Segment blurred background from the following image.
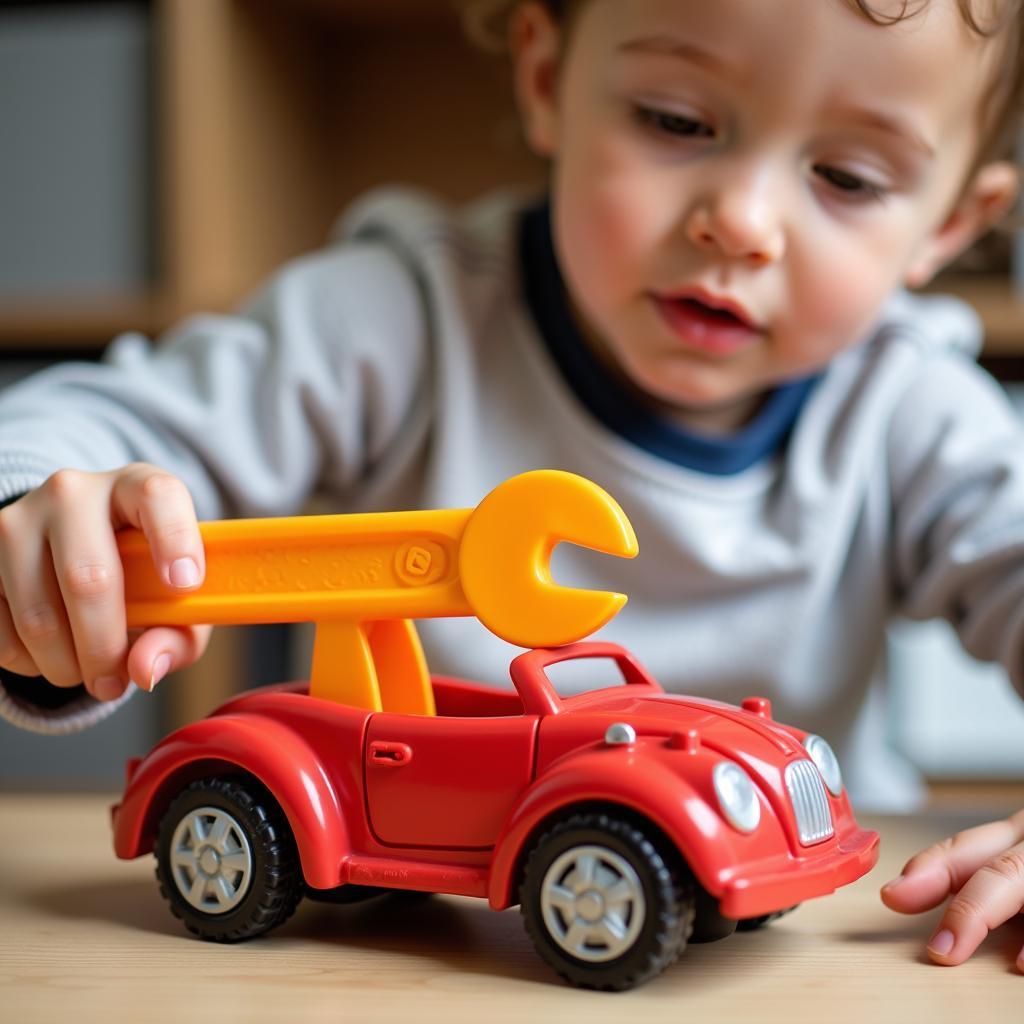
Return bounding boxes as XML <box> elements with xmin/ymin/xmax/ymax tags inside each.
<box><xmin>0</xmin><ymin>0</ymin><xmax>1023</xmax><ymax>798</ymax></box>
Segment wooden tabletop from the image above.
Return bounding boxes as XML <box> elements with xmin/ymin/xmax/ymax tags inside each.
<box><xmin>2</xmin><ymin>792</ymin><xmax>1022</xmax><ymax>1023</ymax></box>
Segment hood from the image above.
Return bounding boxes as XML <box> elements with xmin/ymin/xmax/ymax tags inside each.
<box><xmin>561</xmin><ymin>687</ymin><xmax>805</xmax><ymax>765</ymax></box>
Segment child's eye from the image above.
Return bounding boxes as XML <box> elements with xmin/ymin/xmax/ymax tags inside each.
<box><xmin>633</xmin><ymin>105</ymin><xmax>714</xmax><ymax>140</ymax></box>
<box><xmin>814</xmin><ymin>164</ymin><xmax>887</xmax><ymax>202</ymax></box>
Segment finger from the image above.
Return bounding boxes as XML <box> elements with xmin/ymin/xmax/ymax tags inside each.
<box><xmin>110</xmin><ymin>465</ymin><xmax>205</xmax><ymax>591</ymax></box>
<box><xmin>0</xmin><ymin>593</ymin><xmax>41</xmax><ymax>677</ymax></box>
<box><xmin>0</xmin><ymin>502</ymin><xmax>81</xmax><ymax>688</ymax></box>
<box><xmin>48</xmin><ymin>491</ymin><xmax>131</xmax><ymax>701</ymax></box>
<box><xmin>924</xmin><ymin>839</ymin><xmax>1024</xmax><ymax>966</ymax></box>
<box><xmin>881</xmin><ymin>815</ymin><xmax>1024</xmax><ymax>914</ymax></box>
<box><xmin>127</xmin><ymin>624</ymin><xmax>213</xmax><ymax>692</ymax></box>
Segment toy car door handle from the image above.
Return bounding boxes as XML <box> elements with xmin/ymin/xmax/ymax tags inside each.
<box><xmin>368</xmin><ymin>741</ymin><xmax>413</xmax><ymax>766</ymax></box>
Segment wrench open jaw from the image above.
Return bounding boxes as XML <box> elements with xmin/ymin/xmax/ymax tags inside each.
<box><xmin>459</xmin><ymin>470</ymin><xmax>638</xmax><ymax>649</ymax></box>
<box><xmin>119</xmin><ymin>470</ymin><xmax>638</xmax><ymax>712</ymax></box>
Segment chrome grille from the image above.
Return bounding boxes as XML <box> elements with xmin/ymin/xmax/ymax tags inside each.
<box><xmin>785</xmin><ymin>760</ymin><xmax>834</xmax><ymax>845</ymax></box>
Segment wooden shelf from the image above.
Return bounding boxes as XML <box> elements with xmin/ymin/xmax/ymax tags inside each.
<box><xmin>0</xmin><ymin>293</ymin><xmax>169</xmax><ymax>349</ymax></box>
<box><xmin>0</xmin><ymin>0</ymin><xmax>540</xmax><ymax>354</ymax></box>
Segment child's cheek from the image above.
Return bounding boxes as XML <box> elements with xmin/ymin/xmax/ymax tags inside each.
<box><xmin>557</xmin><ymin>124</ymin><xmax>670</xmax><ymax>292</ymax></box>
<box><xmin>558</xmin><ymin>190</ymin><xmax>633</xmax><ymax>315</ymax></box>
<box><xmin>559</xmin><ymin>172</ymin><xmax>664</xmax><ymax>307</ymax></box>
<box><xmin>786</xmin><ymin>248</ymin><xmax>895</xmax><ymax>365</ymax></box>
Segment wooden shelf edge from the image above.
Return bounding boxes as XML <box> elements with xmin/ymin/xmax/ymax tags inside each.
<box><xmin>0</xmin><ymin>293</ymin><xmax>171</xmax><ymax>349</ymax></box>
<box><xmin>0</xmin><ymin>284</ymin><xmax>244</xmax><ymax>351</ymax></box>
<box><xmin>3</xmin><ymin>275</ymin><xmax>1022</xmax><ymax>355</ymax></box>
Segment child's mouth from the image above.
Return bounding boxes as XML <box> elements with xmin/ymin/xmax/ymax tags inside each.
<box><xmin>679</xmin><ymin>298</ymin><xmax>746</xmax><ymax>326</ymax></box>
<box><xmin>651</xmin><ymin>294</ymin><xmax>761</xmax><ymax>355</ymax></box>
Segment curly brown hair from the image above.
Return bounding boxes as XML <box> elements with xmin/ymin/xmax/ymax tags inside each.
<box><xmin>460</xmin><ymin>0</ymin><xmax>1023</xmax><ymax>164</ymax></box>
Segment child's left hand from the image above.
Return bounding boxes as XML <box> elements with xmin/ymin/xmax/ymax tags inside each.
<box><xmin>880</xmin><ymin>808</ymin><xmax>1024</xmax><ymax>971</ymax></box>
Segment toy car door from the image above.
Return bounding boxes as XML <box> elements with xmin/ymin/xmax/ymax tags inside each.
<box><xmin>364</xmin><ymin>712</ymin><xmax>538</xmax><ymax>847</ymax></box>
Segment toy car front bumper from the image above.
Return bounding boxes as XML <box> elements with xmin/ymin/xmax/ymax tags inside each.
<box><xmin>718</xmin><ymin>827</ymin><xmax>880</xmax><ymax>919</ymax></box>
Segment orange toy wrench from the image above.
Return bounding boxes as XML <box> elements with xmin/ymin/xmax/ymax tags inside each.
<box><xmin>118</xmin><ymin>470</ymin><xmax>639</xmax><ymax>711</ymax></box>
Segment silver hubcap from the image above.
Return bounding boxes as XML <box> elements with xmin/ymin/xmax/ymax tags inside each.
<box><xmin>540</xmin><ymin>844</ymin><xmax>646</xmax><ymax>962</ymax></box>
<box><xmin>169</xmin><ymin>805</ymin><xmax>254</xmax><ymax>914</ymax></box>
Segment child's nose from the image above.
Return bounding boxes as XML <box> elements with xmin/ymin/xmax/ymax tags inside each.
<box><xmin>684</xmin><ymin>177</ymin><xmax>785</xmax><ymax>267</ymax></box>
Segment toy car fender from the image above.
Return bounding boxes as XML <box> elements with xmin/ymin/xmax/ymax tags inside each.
<box><xmin>112</xmin><ymin>714</ymin><xmax>349</xmax><ymax>889</ymax></box>
<box><xmin>487</xmin><ymin>739</ymin><xmax>773</xmax><ymax>910</ymax></box>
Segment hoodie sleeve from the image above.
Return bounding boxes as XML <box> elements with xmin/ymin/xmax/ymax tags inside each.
<box><xmin>887</xmin><ymin>340</ymin><xmax>1024</xmax><ymax>699</ymax></box>
<box><xmin>0</xmin><ymin>238</ymin><xmax>431</xmax><ymax>732</ymax></box>
<box><xmin>0</xmin><ymin>239</ymin><xmax>430</xmax><ymax>516</ymax></box>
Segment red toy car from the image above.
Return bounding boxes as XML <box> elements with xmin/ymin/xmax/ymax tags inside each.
<box><xmin>112</xmin><ymin>640</ymin><xmax>879</xmax><ymax>990</ymax></box>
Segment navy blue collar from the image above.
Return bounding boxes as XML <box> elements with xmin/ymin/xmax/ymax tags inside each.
<box><xmin>518</xmin><ymin>201</ymin><xmax>818</xmax><ymax>475</ymax></box>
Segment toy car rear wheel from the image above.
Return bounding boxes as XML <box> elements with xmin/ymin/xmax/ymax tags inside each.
<box><xmin>155</xmin><ymin>776</ymin><xmax>302</xmax><ymax>942</ymax></box>
<box><xmin>520</xmin><ymin>811</ymin><xmax>694</xmax><ymax>990</ymax></box>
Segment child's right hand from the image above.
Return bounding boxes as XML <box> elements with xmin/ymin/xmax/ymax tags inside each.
<box><xmin>0</xmin><ymin>463</ymin><xmax>211</xmax><ymax>702</ymax></box>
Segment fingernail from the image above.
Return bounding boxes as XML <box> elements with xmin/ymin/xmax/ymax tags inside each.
<box><xmin>149</xmin><ymin>652</ymin><xmax>172</xmax><ymax>691</ymax></box>
<box><xmin>92</xmin><ymin>676</ymin><xmax>124</xmax><ymax>701</ymax></box>
<box><xmin>881</xmin><ymin>875</ymin><xmax>905</xmax><ymax>892</ymax></box>
<box><xmin>168</xmin><ymin>557</ymin><xmax>200</xmax><ymax>588</ymax></box>
<box><xmin>928</xmin><ymin>929</ymin><xmax>955</xmax><ymax>957</ymax></box>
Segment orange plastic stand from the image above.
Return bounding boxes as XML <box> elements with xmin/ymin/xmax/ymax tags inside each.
<box><xmin>118</xmin><ymin>470</ymin><xmax>638</xmax><ymax>712</ymax></box>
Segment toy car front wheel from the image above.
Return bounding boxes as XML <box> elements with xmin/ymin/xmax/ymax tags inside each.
<box><xmin>520</xmin><ymin>811</ymin><xmax>694</xmax><ymax>990</ymax></box>
<box><xmin>155</xmin><ymin>776</ymin><xmax>302</xmax><ymax>942</ymax></box>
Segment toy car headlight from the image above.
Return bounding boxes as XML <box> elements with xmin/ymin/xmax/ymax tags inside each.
<box><xmin>712</xmin><ymin>761</ymin><xmax>761</xmax><ymax>833</ymax></box>
<box><xmin>804</xmin><ymin>734</ymin><xmax>843</xmax><ymax>796</ymax></box>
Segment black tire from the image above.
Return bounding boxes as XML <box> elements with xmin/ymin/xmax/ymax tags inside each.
<box><xmin>155</xmin><ymin>776</ymin><xmax>303</xmax><ymax>942</ymax></box>
<box><xmin>519</xmin><ymin>811</ymin><xmax>694</xmax><ymax>991</ymax></box>
<box><xmin>689</xmin><ymin>881</ymin><xmax>738</xmax><ymax>943</ymax></box>
<box><xmin>304</xmin><ymin>883</ymin><xmax>389</xmax><ymax>905</ymax></box>
<box><xmin>304</xmin><ymin>883</ymin><xmax>434</xmax><ymax>905</ymax></box>
<box><xmin>736</xmin><ymin>905</ymin><xmax>799</xmax><ymax>931</ymax></box>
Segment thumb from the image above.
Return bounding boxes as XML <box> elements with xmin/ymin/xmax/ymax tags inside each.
<box><xmin>127</xmin><ymin>625</ymin><xmax>213</xmax><ymax>692</ymax></box>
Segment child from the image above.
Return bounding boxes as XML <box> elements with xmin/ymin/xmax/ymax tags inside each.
<box><xmin>0</xmin><ymin>0</ymin><xmax>1022</xmax><ymax>970</ymax></box>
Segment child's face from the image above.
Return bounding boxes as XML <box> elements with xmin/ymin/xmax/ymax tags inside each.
<box><xmin>514</xmin><ymin>0</ymin><xmax>1017</xmax><ymax>431</ymax></box>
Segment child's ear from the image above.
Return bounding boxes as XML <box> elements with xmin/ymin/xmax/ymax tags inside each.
<box><xmin>511</xmin><ymin>1</ymin><xmax>563</xmax><ymax>157</ymax></box>
<box><xmin>903</xmin><ymin>160</ymin><xmax>1019</xmax><ymax>288</ymax></box>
